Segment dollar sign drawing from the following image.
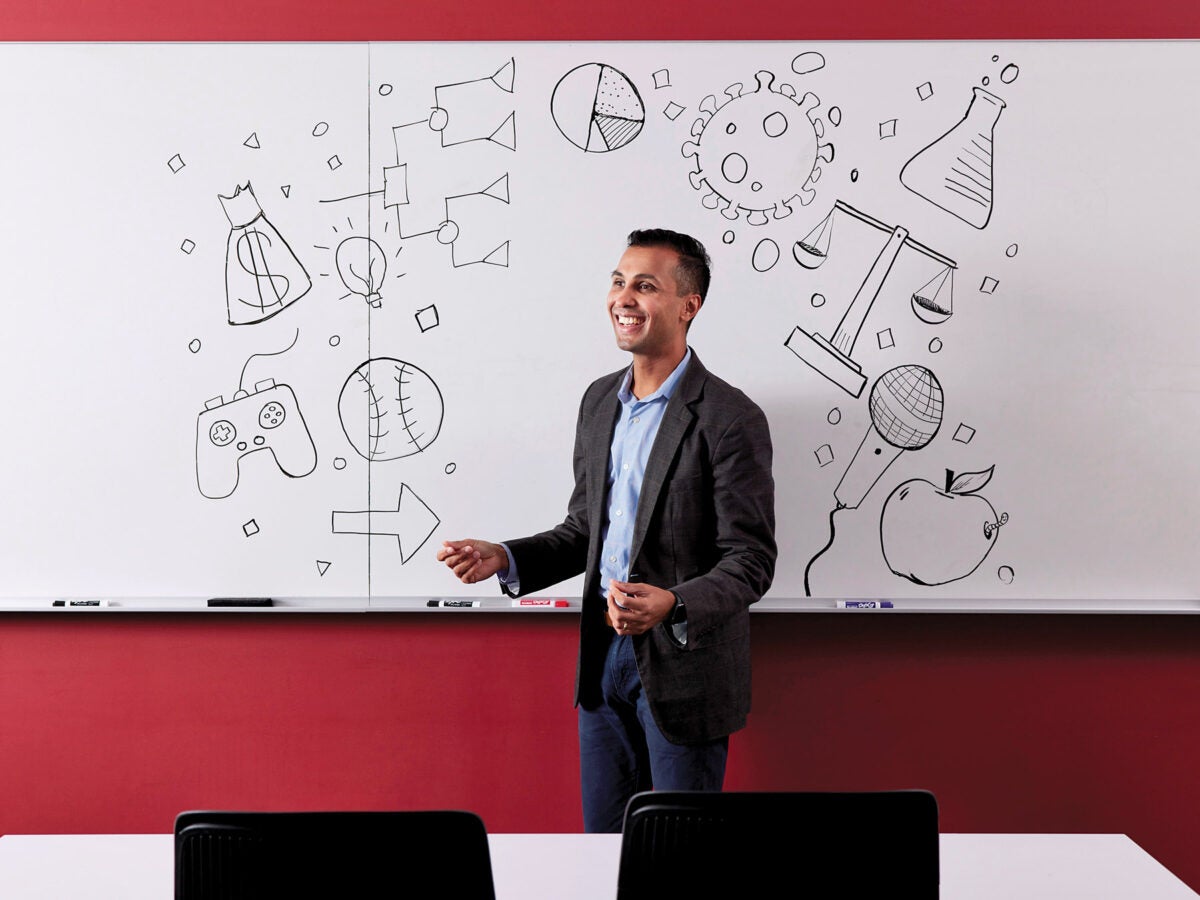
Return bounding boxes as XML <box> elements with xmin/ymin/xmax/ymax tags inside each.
<box><xmin>235</xmin><ymin>226</ymin><xmax>291</xmax><ymax>304</ymax></box>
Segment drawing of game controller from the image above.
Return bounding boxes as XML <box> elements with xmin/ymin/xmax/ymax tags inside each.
<box><xmin>195</xmin><ymin>379</ymin><xmax>318</xmax><ymax>499</ymax></box>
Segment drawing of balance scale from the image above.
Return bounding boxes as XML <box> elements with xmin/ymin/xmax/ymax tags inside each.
<box><xmin>785</xmin><ymin>200</ymin><xmax>957</xmax><ymax>398</ymax></box>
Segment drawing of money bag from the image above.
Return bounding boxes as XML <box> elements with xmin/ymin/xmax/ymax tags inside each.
<box><xmin>900</xmin><ymin>87</ymin><xmax>1006</xmax><ymax>230</ymax></box>
<box><xmin>219</xmin><ymin>182</ymin><xmax>311</xmax><ymax>325</ymax></box>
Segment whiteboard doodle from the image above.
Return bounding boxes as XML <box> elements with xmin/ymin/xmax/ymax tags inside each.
<box><xmin>334</xmin><ymin>236</ymin><xmax>387</xmax><ymax>308</ymax></box>
<box><xmin>219</xmin><ymin>182</ymin><xmax>311</xmax><ymax>325</ymax></box>
<box><xmin>551</xmin><ymin>63</ymin><xmax>645</xmax><ymax>153</ymax></box>
<box><xmin>196</xmin><ymin>378</ymin><xmax>318</xmax><ymax>500</ymax></box>
<box><xmin>784</xmin><ymin>201</ymin><xmax>955</xmax><ymax>398</ymax></box>
<box><xmin>331</xmin><ymin>484</ymin><xmax>441</xmax><ymax>565</ymax></box>
<box><xmin>430</xmin><ymin>57</ymin><xmax>516</xmax><ymax>150</ymax></box>
<box><xmin>803</xmin><ymin>365</ymin><xmax>944</xmax><ymax>596</ymax></box>
<box><xmin>836</xmin><ymin>365</ymin><xmax>944</xmax><ymax>511</ymax></box>
<box><xmin>195</xmin><ymin>333</ymin><xmax>318</xmax><ymax>499</ymax></box>
<box><xmin>682</xmin><ymin>69</ymin><xmax>834</xmax><ymax>224</ymax></box>
<box><xmin>900</xmin><ymin>86</ymin><xmax>1006</xmax><ymax>230</ymax></box>
<box><xmin>880</xmin><ymin>467</ymin><xmax>1008</xmax><ymax>586</ymax></box>
<box><xmin>338</xmin><ymin>358</ymin><xmax>445</xmax><ymax>462</ymax></box>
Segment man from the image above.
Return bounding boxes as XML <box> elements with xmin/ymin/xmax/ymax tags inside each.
<box><xmin>438</xmin><ymin>229</ymin><xmax>776</xmax><ymax>832</ymax></box>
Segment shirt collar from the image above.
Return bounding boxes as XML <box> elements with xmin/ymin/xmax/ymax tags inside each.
<box><xmin>617</xmin><ymin>347</ymin><xmax>692</xmax><ymax>406</ymax></box>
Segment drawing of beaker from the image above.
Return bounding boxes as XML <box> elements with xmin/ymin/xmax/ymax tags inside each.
<box><xmin>900</xmin><ymin>87</ymin><xmax>1006</xmax><ymax>230</ymax></box>
<box><xmin>220</xmin><ymin>182</ymin><xmax>311</xmax><ymax>325</ymax></box>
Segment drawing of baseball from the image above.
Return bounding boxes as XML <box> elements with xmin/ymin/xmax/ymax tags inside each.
<box><xmin>338</xmin><ymin>358</ymin><xmax>444</xmax><ymax>461</ymax></box>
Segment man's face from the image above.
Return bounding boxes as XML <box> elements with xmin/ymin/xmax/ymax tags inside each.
<box><xmin>607</xmin><ymin>245</ymin><xmax>700</xmax><ymax>359</ymax></box>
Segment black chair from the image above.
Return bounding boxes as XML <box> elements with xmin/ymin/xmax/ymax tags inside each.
<box><xmin>174</xmin><ymin>810</ymin><xmax>496</xmax><ymax>900</ymax></box>
<box><xmin>617</xmin><ymin>790</ymin><xmax>939</xmax><ymax>900</ymax></box>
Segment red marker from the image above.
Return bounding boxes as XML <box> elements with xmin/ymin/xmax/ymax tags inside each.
<box><xmin>513</xmin><ymin>599</ymin><xmax>570</xmax><ymax>608</ymax></box>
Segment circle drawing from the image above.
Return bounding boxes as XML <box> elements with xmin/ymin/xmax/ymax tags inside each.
<box><xmin>259</xmin><ymin>402</ymin><xmax>286</xmax><ymax>429</ymax></box>
<box><xmin>338</xmin><ymin>358</ymin><xmax>444</xmax><ymax>462</ymax></box>
<box><xmin>551</xmin><ymin>63</ymin><xmax>645</xmax><ymax>153</ymax></box>
<box><xmin>870</xmin><ymin>366</ymin><xmax>943</xmax><ymax>450</ymax></box>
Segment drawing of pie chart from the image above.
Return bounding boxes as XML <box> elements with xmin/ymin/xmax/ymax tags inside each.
<box><xmin>551</xmin><ymin>63</ymin><xmax>645</xmax><ymax>153</ymax></box>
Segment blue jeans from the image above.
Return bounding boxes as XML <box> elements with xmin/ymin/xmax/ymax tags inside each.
<box><xmin>579</xmin><ymin>632</ymin><xmax>728</xmax><ymax>833</ymax></box>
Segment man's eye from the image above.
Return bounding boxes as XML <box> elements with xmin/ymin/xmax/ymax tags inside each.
<box><xmin>638</xmin><ymin>282</ymin><xmax>655</xmax><ymax>292</ymax></box>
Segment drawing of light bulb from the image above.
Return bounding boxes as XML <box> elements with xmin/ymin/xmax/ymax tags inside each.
<box><xmin>835</xmin><ymin>365</ymin><xmax>944</xmax><ymax>510</ymax></box>
<box><xmin>335</xmin><ymin>236</ymin><xmax>387</xmax><ymax>308</ymax></box>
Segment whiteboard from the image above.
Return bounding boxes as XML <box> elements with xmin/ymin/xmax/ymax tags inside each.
<box><xmin>0</xmin><ymin>41</ymin><xmax>1197</xmax><ymax>611</ymax></box>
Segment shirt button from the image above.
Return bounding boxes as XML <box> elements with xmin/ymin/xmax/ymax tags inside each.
<box><xmin>615</xmin><ymin>509</ymin><xmax>622</xmax><ymax>516</ymax></box>
<box><xmin>609</xmin><ymin>555</ymin><xmax>617</xmax><ymax>563</ymax></box>
<box><xmin>632</xmin><ymin>416</ymin><xmax>640</xmax><ymax>424</ymax></box>
<box><xmin>622</xmin><ymin>463</ymin><xmax>629</xmax><ymax>470</ymax></box>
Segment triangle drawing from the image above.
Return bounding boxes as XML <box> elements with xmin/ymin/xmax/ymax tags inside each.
<box><xmin>480</xmin><ymin>173</ymin><xmax>510</xmax><ymax>204</ymax></box>
<box><xmin>483</xmin><ymin>241</ymin><xmax>510</xmax><ymax>268</ymax></box>
<box><xmin>490</xmin><ymin>58</ymin><xmax>516</xmax><ymax>93</ymax></box>
<box><xmin>489</xmin><ymin>112</ymin><xmax>517</xmax><ymax>151</ymax></box>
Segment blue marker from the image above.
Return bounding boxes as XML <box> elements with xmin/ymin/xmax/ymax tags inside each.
<box><xmin>836</xmin><ymin>600</ymin><xmax>894</xmax><ymax>609</ymax></box>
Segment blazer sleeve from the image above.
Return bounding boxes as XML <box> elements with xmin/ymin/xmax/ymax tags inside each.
<box><xmin>671</xmin><ymin>402</ymin><xmax>776</xmax><ymax>642</ymax></box>
<box><xmin>501</xmin><ymin>388</ymin><xmax>595</xmax><ymax>596</ymax></box>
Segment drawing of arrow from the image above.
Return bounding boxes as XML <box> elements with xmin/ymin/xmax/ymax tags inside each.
<box><xmin>331</xmin><ymin>483</ymin><xmax>440</xmax><ymax>564</ymax></box>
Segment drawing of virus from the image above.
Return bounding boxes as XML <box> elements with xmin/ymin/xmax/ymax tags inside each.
<box><xmin>682</xmin><ymin>70</ymin><xmax>835</xmax><ymax>224</ymax></box>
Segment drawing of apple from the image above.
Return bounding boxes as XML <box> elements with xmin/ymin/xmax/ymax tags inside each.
<box><xmin>880</xmin><ymin>466</ymin><xmax>1008</xmax><ymax>586</ymax></box>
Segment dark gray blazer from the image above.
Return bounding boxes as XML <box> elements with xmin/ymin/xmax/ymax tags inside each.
<box><xmin>505</xmin><ymin>352</ymin><xmax>776</xmax><ymax>744</ymax></box>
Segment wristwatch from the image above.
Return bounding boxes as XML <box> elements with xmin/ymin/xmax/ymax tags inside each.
<box><xmin>668</xmin><ymin>596</ymin><xmax>687</xmax><ymax>626</ymax></box>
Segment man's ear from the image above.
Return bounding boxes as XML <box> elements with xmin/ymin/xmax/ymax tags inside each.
<box><xmin>681</xmin><ymin>293</ymin><xmax>703</xmax><ymax>322</ymax></box>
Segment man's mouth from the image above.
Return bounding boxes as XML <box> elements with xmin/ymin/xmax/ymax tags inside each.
<box><xmin>615</xmin><ymin>313</ymin><xmax>645</xmax><ymax>327</ymax></box>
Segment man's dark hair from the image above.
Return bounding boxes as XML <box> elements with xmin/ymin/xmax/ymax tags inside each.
<box><xmin>627</xmin><ymin>228</ymin><xmax>712</xmax><ymax>302</ymax></box>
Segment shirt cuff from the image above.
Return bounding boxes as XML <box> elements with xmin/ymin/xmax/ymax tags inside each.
<box><xmin>497</xmin><ymin>543</ymin><xmax>520</xmax><ymax>594</ymax></box>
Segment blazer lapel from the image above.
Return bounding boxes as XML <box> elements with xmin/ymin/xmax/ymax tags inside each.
<box><xmin>628</xmin><ymin>353</ymin><xmax>706</xmax><ymax>567</ymax></box>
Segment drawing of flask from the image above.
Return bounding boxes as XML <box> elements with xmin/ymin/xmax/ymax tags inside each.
<box><xmin>900</xmin><ymin>87</ymin><xmax>1006</xmax><ymax>230</ymax></box>
<box><xmin>219</xmin><ymin>182</ymin><xmax>311</xmax><ymax>325</ymax></box>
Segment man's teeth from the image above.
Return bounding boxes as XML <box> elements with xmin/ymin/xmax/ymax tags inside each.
<box><xmin>617</xmin><ymin>315</ymin><xmax>644</xmax><ymax>325</ymax></box>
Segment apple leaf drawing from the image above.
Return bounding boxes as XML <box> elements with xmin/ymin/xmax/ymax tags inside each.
<box><xmin>946</xmin><ymin>465</ymin><xmax>994</xmax><ymax>494</ymax></box>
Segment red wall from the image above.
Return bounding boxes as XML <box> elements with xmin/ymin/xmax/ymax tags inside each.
<box><xmin>3</xmin><ymin>613</ymin><xmax>1200</xmax><ymax>891</ymax></box>
<box><xmin>3</xmin><ymin>0</ymin><xmax>1200</xmax><ymax>891</ymax></box>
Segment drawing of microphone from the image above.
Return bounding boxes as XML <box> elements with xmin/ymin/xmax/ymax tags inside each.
<box><xmin>805</xmin><ymin>364</ymin><xmax>944</xmax><ymax>597</ymax></box>
<box><xmin>835</xmin><ymin>365</ymin><xmax>944</xmax><ymax>509</ymax></box>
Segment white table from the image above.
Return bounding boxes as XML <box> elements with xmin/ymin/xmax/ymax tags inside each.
<box><xmin>0</xmin><ymin>832</ymin><xmax>1196</xmax><ymax>899</ymax></box>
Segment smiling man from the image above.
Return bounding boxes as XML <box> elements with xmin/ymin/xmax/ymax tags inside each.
<box><xmin>438</xmin><ymin>228</ymin><xmax>776</xmax><ymax>832</ymax></box>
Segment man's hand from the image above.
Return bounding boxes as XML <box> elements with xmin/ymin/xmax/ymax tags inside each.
<box><xmin>607</xmin><ymin>580</ymin><xmax>677</xmax><ymax>636</ymax></box>
<box><xmin>437</xmin><ymin>539</ymin><xmax>509</xmax><ymax>584</ymax></box>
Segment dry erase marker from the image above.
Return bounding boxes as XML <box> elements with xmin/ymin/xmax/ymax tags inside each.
<box><xmin>427</xmin><ymin>599</ymin><xmax>481</xmax><ymax>608</ymax></box>
<box><xmin>52</xmin><ymin>599</ymin><xmax>109</xmax><ymax>608</ymax></box>
<box><xmin>837</xmin><ymin>600</ymin><xmax>894</xmax><ymax>609</ymax></box>
<box><xmin>612</xmin><ymin>574</ymin><xmax>639</xmax><ymax>611</ymax></box>
<box><xmin>512</xmin><ymin>599</ymin><xmax>570</xmax><ymax>608</ymax></box>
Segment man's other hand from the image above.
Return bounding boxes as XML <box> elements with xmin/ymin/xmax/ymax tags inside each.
<box><xmin>606</xmin><ymin>580</ymin><xmax>676</xmax><ymax>635</ymax></box>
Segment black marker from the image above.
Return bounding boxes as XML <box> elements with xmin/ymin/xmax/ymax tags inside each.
<box><xmin>207</xmin><ymin>598</ymin><xmax>274</xmax><ymax>607</ymax></box>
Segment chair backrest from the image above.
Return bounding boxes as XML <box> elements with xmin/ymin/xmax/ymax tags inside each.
<box><xmin>617</xmin><ymin>790</ymin><xmax>939</xmax><ymax>900</ymax></box>
<box><xmin>174</xmin><ymin>810</ymin><xmax>496</xmax><ymax>900</ymax></box>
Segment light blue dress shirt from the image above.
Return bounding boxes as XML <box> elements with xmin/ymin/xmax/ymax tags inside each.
<box><xmin>501</xmin><ymin>350</ymin><xmax>692</xmax><ymax>642</ymax></box>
